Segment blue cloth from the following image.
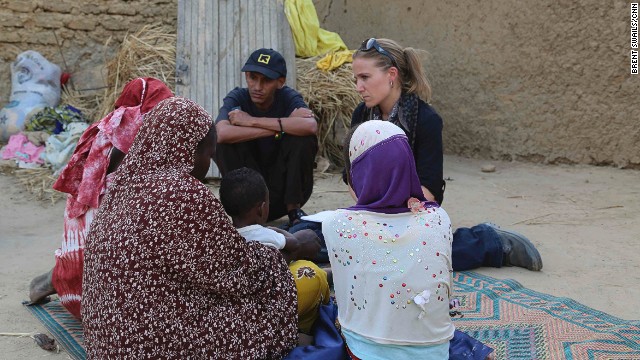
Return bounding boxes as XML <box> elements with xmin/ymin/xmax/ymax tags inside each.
<box><xmin>284</xmin><ymin>301</ymin><xmax>349</xmax><ymax>360</ymax></box>
<box><xmin>283</xmin><ymin>301</ymin><xmax>492</xmax><ymax>360</ymax></box>
<box><xmin>449</xmin><ymin>329</ymin><xmax>494</xmax><ymax>360</ymax></box>
<box><xmin>451</xmin><ymin>224</ymin><xmax>503</xmax><ymax>271</ymax></box>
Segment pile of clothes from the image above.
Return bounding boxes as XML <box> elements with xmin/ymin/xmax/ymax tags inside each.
<box><xmin>0</xmin><ymin>51</ymin><xmax>90</xmax><ymax>174</ymax></box>
<box><xmin>1</xmin><ymin>105</ymin><xmax>89</xmax><ymax>173</ymax></box>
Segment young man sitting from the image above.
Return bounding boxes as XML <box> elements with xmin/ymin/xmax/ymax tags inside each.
<box><xmin>215</xmin><ymin>48</ymin><xmax>318</xmax><ymax>226</ymax></box>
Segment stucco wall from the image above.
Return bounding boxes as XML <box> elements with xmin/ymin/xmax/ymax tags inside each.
<box><xmin>0</xmin><ymin>0</ymin><xmax>177</xmax><ymax>100</ymax></box>
<box><xmin>314</xmin><ymin>0</ymin><xmax>640</xmax><ymax>168</ymax></box>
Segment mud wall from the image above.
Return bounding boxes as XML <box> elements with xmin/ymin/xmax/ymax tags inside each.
<box><xmin>1</xmin><ymin>1</ymin><xmax>637</xmax><ymax>167</ymax></box>
<box><xmin>314</xmin><ymin>0</ymin><xmax>640</xmax><ymax>168</ymax></box>
<box><xmin>0</xmin><ymin>0</ymin><xmax>177</xmax><ymax>100</ymax></box>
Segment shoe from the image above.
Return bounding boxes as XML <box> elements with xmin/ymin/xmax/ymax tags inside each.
<box><xmin>288</xmin><ymin>208</ymin><xmax>307</xmax><ymax>227</ymax></box>
<box><xmin>483</xmin><ymin>223</ymin><xmax>543</xmax><ymax>271</ymax></box>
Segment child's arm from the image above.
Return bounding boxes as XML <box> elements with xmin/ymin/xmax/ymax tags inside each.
<box><xmin>268</xmin><ymin>227</ymin><xmax>321</xmax><ymax>263</ymax></box>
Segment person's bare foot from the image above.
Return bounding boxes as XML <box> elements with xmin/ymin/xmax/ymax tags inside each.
<box><xmin>485</xmin><ymin>352</ymin><xmax>496</xmax><ymax>360</ymax></box>
<box><xmin>29</xmin><ymin>269</ymin><xmax>56</xmax><ymax>303</ymax></box>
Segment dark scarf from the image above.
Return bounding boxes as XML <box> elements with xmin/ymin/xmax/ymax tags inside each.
<box><xmin>365</xmin><ymin>92</ymin><xmax>420</xmax><ymax>150</ymax></box>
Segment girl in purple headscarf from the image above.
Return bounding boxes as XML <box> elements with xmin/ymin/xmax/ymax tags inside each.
<box><xmin>324</xmin><ymin>120</ymin><xmax>493</xmax><ymax>360</ymax></box>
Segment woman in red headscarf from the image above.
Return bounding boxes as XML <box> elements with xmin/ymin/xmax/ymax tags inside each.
<box><xmin>29</xmin><ymin>78</ymin><xmax>173</xmax><ymax>319</ymax></box>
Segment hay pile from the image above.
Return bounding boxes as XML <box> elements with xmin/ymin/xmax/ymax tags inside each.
<box><xmin>0</xmin><ymin>162</ymin><xmax>63</xmax><ymax>203</ymax></box>
<box><xmin>296</xmin><ymin>57</ymin><xmax>359</xmax><ymax>168</ymax></box>
<box><xmin>56</xmin><ymin>24</ymin><xmax>176</xmax><ymax>124</ymax></box>
<box><xmin>97</xmin><ymin>24</ymin><xmax>176</xmax><ymax>120</ymax></box>
<box><xmin>60</xmin><ymin>86</ymin><xmax>103</xmax><ymax>123</ymax></box>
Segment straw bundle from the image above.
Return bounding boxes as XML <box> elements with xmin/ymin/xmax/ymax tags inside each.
<box><xmin>296</xmin><ymin>57</ymin><xmax>359</xmax><ymax>168</ymax></box>
<box><xmin>96</xmin><ymin>24</ymin><xmax>176</xmax><ymax>120</ymax></box>
<box><xmin>60</xmin><ymin>86</ymin><xmax>102</xmax><ymax>122</ymax></box>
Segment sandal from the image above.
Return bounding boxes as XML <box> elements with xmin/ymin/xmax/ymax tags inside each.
<box><xmin>288</xmin><ymin>208</ymin><xmax>307</xmax><ymax>227</ymax></box>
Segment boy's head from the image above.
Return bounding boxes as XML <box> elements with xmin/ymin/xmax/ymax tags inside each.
<box><xmin>219</xmin><ymin>167</ymin><xmax>269</xmax><ymax>225</ymax></box>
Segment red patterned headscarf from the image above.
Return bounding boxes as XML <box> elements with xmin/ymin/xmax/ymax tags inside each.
<box><xmin>53</xmin><ymin>77</ymin><xmax>173</xmax><ymax>219</ymax></box>
<box><xmin>82</xmin><ymin>97</ymin><xmax>298</xmax><ymax>359</ymax></box>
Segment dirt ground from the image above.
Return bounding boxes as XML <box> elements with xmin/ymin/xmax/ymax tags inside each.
<box><xmin>1</xmin><ymin>155</ymin><xmax>639</xmax><ymax>359</ymax></box>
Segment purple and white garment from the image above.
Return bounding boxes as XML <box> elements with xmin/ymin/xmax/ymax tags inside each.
<box><xmin>323</xmin><ymin>120</ymin><xmax>454</xmax><ymax>354</ymax></box>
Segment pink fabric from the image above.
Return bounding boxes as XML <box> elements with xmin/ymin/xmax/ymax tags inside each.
<box><xmin>2</xmin><ymin>133</ymin><xmax>28</xmax><ymax>159</ymax></box>
<box><xmin>1</xmin><ymin>133</ymin><xmax>45</xmax><ymax>163</ymax></box>
<box><xmin>52</xmin><ymin>78</ymin><xmax>173</xmax><ymax>219</ymax></box>
<box><xmin>21</xmin><ymin>141</ymin><xmax>45</xmax><ymax>163</ymax></box>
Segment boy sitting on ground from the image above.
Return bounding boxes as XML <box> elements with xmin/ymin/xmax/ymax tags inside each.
<box><xmin>219</xmin><ymin>167</ymin><xmax>330</xmax><ymax>334</ymax></box>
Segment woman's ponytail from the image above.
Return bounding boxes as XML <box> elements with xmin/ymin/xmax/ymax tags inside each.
<box><xmin>402</xmin><ymin>47</ymin><xmax>432</xmax><ymax>102</ymax></box>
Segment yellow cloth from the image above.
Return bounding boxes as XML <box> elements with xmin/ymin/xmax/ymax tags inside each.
<box><xmin>316</xmin><ymin>49</ymin><xmax>355</xmax><ymax>71</ymax></box>
<box><xmin>289</xmin><ymin>260</ymin><xmax>330</xmax><ymax>334</ymax></box>
<box><xmin>284</xmin><ymin>0</ymin><xmax>348</xmax><ymax>58</ymax></box>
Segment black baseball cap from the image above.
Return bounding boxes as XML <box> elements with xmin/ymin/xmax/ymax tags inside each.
<box><xmin>241</xmin><ymin>48</ymin><xmax>287</xmax><ymax>79</ymax></box>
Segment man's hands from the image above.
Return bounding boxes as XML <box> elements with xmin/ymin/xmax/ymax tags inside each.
<box><xmin>228</xmin><ymin>109</ymin><xmax>254</xmax><ymax>127</ymax></box>
<box><xmin>218</xmin><ymin>107</ymin><xmax>317</xmax><ymax>144</ymax></box>
<box><xmin>269</xmin><ymin>227</ymin><xmax>321</xmax><ymax>263</ymax></box>
<box><xmin>228</xmin><ymin>107</ymin><xmax>313</xmax><ymax>128</ymax></box>
<box><xmin>289</xmin><ymin>107</ymin><xmax>314</xmax><ymax>119</ymax></box>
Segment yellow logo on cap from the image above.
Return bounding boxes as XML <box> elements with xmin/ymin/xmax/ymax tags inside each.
<box><xmin>257</xmin><ymin>54</ymin><xmax>271</xmax><ymax>64</ymax></box>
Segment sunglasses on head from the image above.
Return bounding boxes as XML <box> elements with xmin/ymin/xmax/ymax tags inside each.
<box><xmin>359</xmin><ymin>38</ymin><xmax>398</xmax><ymax>68</ymax></box>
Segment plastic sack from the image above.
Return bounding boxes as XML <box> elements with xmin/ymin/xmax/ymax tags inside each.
<box><xmin>0</xmin><ymin>51</ymin><xmax>61</xmax><ymax>142</ymax></box>
<box><xmin>316</xmin><ymin>50</ymin><xmax>355</xmax><ymax>71</ymax></box>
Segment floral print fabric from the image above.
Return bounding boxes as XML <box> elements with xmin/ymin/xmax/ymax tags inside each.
<box><xmin>82</xmin><ymin>97</ymin><xmax>298</xmax><ymax>359</ymax></box>
<box><xmin>51</xmin><ymin>78</ymin><xmax>173</xmax><ymax>319</ymax></box>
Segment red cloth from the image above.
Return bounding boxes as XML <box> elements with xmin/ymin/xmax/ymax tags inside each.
<box><xmin>51</xmin><ymin>176</ymin><xmax>111</xmax><ymax>319</ymax></box>
<box><xmin>53</xmin><ymin>78</ymin><xmax>173</xmax><ymax>219</ymax></box>
<box><xmin>50</xmin><ymin>78</ymin><xmax>172</xmax><ymax>318</ymax></box>
<box><xmin>346</xmin><ymin>346</ymin><xmax>361</xmax><ymax>360</ymax></box>
<box><xmin>60</xmin><ymin>73</ymin><xmax>71</xmax><ymax>86</ymax></box>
